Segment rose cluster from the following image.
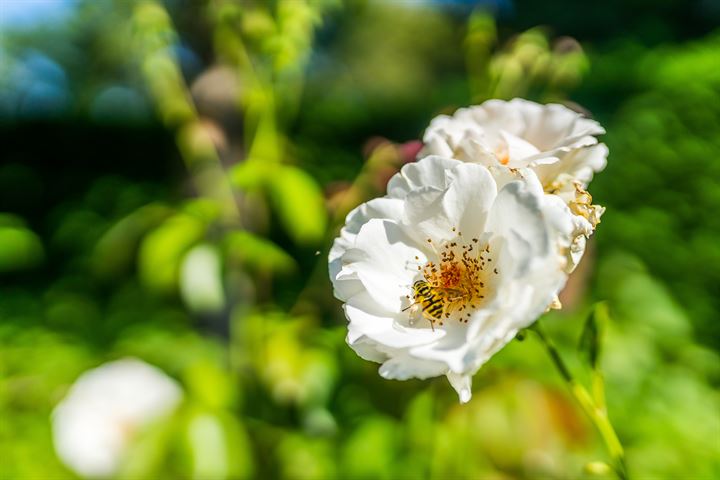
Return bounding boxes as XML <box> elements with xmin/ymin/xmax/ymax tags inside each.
<box><xmin>329</xmin><ymin>99</ymin><xmax>607</xmax><ymax>402</ymax></box>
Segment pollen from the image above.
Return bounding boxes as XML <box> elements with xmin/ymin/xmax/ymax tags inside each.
<box><xmin>411</xmin><ymin>231</ymin><xmax>493</xmax><ymax>325</ymax></box>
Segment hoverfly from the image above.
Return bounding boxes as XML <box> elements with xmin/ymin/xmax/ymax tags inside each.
<box><xmin>403</xmin><ymin>280</ymin><xmax>463</xmax><ymax>330</ymax></box>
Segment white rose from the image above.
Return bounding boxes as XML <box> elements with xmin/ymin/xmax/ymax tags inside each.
<box><xmin>420</xmin><ymin>98</ymin><xmax>607</xmax><ymax>271</ymax></box>
<box><xmin>52</xmin><ymin>358</ymin><xmax>183</xmax><ymax>478</ymax></box>
<box><xmin>329</xmin><ymin>156</ymin><xmax>573</xmax><ymax>402</ymax></box>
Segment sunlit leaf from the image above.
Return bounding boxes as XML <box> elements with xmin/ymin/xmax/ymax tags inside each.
<box><xmin>230</xmin><ymin>160</ymin><xmax>272</xmax><ymax>191</ymax></box>
<box><xmin>182</xmin><ymin>198</ymin><xmax>223</xmax><ymax>222</ymax></box>
<box><xmin>0</xmin><ymin>224</ymin><xmax>44</xmax><ymax>272</ymax></box>
<box><xmin>224</xmin><ymin>230</ymin><xmax>296</xmax><ymax>274</ymax></box>
<box><xmin>183</xmin><ymin>409</ymin><xmax>254</xmax><ymax>480</ymax></box>
<box><xmin>117</xmin><ymin>414</ymin><xmax>177</xmax><ymax>480</ymax></box>
<box><xmin>138</xmin><ymin>213</ymin><xmax>207</xmax><ymax>294</ymax></box>
<box><xmin>93</xmin><ymin>203</ymin><xmax>173</xmax><ymax>279</ymax></box>
<box><xmin>268</xmin><ymin>165</ymin><xmax>327</xmax><ymax>245</ymax></box>
<box><xmin>277</xmin><ymin>434</ymin><xmax>336</xmax><ymax>480</ymax></box>
<box><xmin>341</xmin><ymin>417</ymin><xmax>399</xmax><ymax>480</ymax></box>
<box><xmin>183</xmin><ymin>359</ymin><xmax>235</xmax><ymax>410</ymax></box>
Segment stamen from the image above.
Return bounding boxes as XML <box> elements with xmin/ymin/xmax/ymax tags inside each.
<box><xmin>410</xmin><ymin>236</ymin><xmax>493</xmax><ymax>326</ymax></box>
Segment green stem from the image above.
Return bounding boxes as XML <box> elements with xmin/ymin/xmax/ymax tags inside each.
<box><xmin>532</xmin><ymin>323</ymin><xmax>628</xmax><ymax>480</ymax></box>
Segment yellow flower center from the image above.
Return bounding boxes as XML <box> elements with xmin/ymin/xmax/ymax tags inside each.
<box><xmin>408</xmin><ymin>231</ymin><xmax>497</xmax><ymax>327</ymax></box>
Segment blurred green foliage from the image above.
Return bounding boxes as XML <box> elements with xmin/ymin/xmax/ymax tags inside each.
<box><xmin>589</xmin><ymin>33</ymin><xmax>720</xmax><ymax>347</ymax></box>
<box><xmin>1</xmin><ymin>1</ymin><xmax>718</xmax><ymax>479</ymax></box>
<box><xmin>0</xmin><ymin>214</ymin><xmax>45</xmax><ymax>272</ymax></box>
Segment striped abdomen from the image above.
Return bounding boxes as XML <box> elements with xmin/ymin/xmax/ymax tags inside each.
<box><xmin>412</xmin><ymin>280</ymin><xmax>445</xmax><ymax>321</ymax></box>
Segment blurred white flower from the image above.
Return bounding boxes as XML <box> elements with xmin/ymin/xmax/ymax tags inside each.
<box><xmin>52</xmin><ymin>358</ymin><xmax>183</xmax><ymax>478</ymax></box>
<box><xmin>420</xmin><ymin>98</ymin><xmax>607</xmax><ymax>271</ymax></box>
<box><xmin>329</xmin><ymin>156</ymin><xmax>573</xmax><ymax>402</ymax></box>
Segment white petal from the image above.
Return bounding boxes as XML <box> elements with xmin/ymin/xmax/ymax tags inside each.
<box><xmin>465</xmin><ymin>100</ymin><xmax>526</xmax><ymax>137</ymax></box>
<box><xmin>514</xmin><ymin>99</ymin><xmax>604</xmax><ymax>151</ymax></box>
<box><xmin>479</xmin><ymin>177</ymin><xmax>571</xmax><ymax>338</ymax></box>
<box><xmin>329</xmin><ymin>197</ymin><xmax>404</xmax><ymax>301</ymax></box>
<box><xmin>534</xmin><ymin>143</ymin><xmax>608</xmax><ymax>187</ymax></box>
<box><xmin>446</xmin><ymin>372</ymin><xmax>472</xmax><ymax>403</ymax></box>
<box><xmin>344</xmin><ymin>218</ymin><xmax>422</xmax><ymax>312</ymax></box>
<box><xmin>408</xmin><ymin>320</ymin><xmax>475</xmax><ymax>373</ymax></box>
<box><xmin>345</xmin><ymin>303</ymin><xmax>445</xmax><ymax>348</ymax></box>
<box><xmin>329</xmin><ymin>105</ymin><xmax>601</xmax><ymax>402</ymax></box>
<box><xmin>420</xmin><ymin>99</ymin><xmax>605</xmax><ymax>181</ymax></box>
<box><xmin>387</xmin><ymin>155</ymin><xmax>458</xmax><ymax>199</ymax></box>
<box><xmin>500</xmin><ymin>129</ymin><xmax>540</xmax><ymax>164</ymax></box>
<box><xmin>418</xmin><ymin>133</ymin><xmax>455</xmax><ymax>159</ymax></box>
<box><xmin>379</xmin><ymin>355</ymin><xmax>448</xmax><ymax>381</ymax></box>
<box><xmin>488</xmin><ymin>179</ymin><xmax>551</xmax><ymax>272</ymax></box>
<box><xmin>345</xmin><ymin>334</ymin><xmax>390</xmax><ymax>363</ymax></box>
<box><xmin>403</xmin><ymin>160</ymin><xmax>497</xmax><ymax>243</ymax></box>
<box><xmin>443</xmin><ymin>162</ymin><xmax>498</xmax><ymax>239</ymax></box>
<box><xmin>403</xmin><ymin>186</ymin><xmax>451</xmax><ymax>242</ymax></box>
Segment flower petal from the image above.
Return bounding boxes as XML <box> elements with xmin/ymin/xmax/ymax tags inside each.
<box><xmin>500</xmin><ymin>129</ymin><xmax>540</xmax><ymax>165</ymax></box>
<box><xmin>402</xmin><ymin>159</ymin><xmax>497</xmax><ymax>243</ymax></box>
<box><xmin>387</xmin><ymin>155</ymin><xmax>457</xmax><ymax>199</ymax></box>
<box><xmin>379</xmin><ymin>355</ymin><xmax>448</xmax><ymax>381</ymax></box>
<box><xmin>329</xmin><ymin>197</ymin><xmax>404</xmax><ymax>301</ymax></box>
<box><xmin>535</xmin><ymin>143</ymin><xmax>609</xmax><ymax>187</ymax></box>
<box><xmin>420</xmin><ymin>99</ymin><xmax>606</xmax><ymax>182</ymax></box>
<box><xmin>488</xmin><ymin>179</ymin><xmax>552</xmax><ymax>272</ymax></box>
<box><xmin>511</xmin><ymin>98</ymin><xmax>604</xmax><ymax>151</ymax></box>
<box><xmin>345</xmin><ymin>302</ymin><xmax>445</xmax><ymax>348</ymax></box>
<box><xmin>345</xmin><ymin>219</ymin><xmax>423</xmax><ymax>312</ymax></box>
<box><xmin>446</xmin><ymin>372</ymin><xmax>472</xmax><ymax>403</ymax></box>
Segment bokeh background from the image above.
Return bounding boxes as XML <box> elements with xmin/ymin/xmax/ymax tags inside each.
<box><xmin>1</xmin><ymin>0</ymin><xmax>719</xmax><ymax>478</ymax></box>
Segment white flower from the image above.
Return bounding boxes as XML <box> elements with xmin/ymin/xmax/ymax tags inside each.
<box><xmin>329</xmin><ymin>156</ymin><xmax>574</xmax><ymax>402</ymax></box>
<box><xmin>420</xmin><ymin>98</ymin><xmax>607</xmax><ymax>271</ymax></box>
<box><xmin>52</xmin><ymin>358</ymin><xmax>183</xmax><ymax>478</ymax></box>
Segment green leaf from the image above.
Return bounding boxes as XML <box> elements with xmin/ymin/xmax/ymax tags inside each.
<box><xmin>138</xmin><ymin>213</ymin><xmax>207</xmax><ymax>294</ymax></box>
<box><xmin>267</xmin><ymin>166</ymin><xmax>327</xmax><ymax>245</ymax></box>
<box><xmin>0</xmin><ymin>225</ymin><xmax>44</xmax><ymax>273</ymax></box>
<box><xmin>92</xmin><ymin>203</ymin><xmax>173</xmax><ymax>279</ymax></box>
<box><xmin>183</xmin><ymin>409</ymin><xmax>254</xmax><ymax>480</ymax></box>
<box><xmin>182</xmin><ymin>198</ymin><xmax>222</xmax><ymax>222</ymax></box>
<box><xmin>117</xmin><ymin>413</ymin><xmax>177</xmax><ymax>480</ymax></box>
<box><xmin>0</xmin><ymin>213</ymin><xmax>27</xmax><ymax>228</ymax></box>
<box><xmin>183</xmin><ymin>360</ymin><xmax>236</xmax><ymax>410</ymax></box>
<box><xmin>341</xmin><ymin>417</ymin><xmax>399</xmax><ymax>480</ymax></box>
<box><xmin>277</xmin><ymin>434</ymin><xmax>336</xmax><ymax>480</ymax></box>
<box><xmin>579</xmin><ymin>302</ymin><xmax>609</xmax><ymax>370</ymax></box>
<box><xmin>224</xmin><ymin>230</ymin><xmax>296</xmax><ymax>274</ymax></box>
<box><xmin>230</xmin><ymin>160</ymin><xmax>272</xmax><ymax>191</ymax></box>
